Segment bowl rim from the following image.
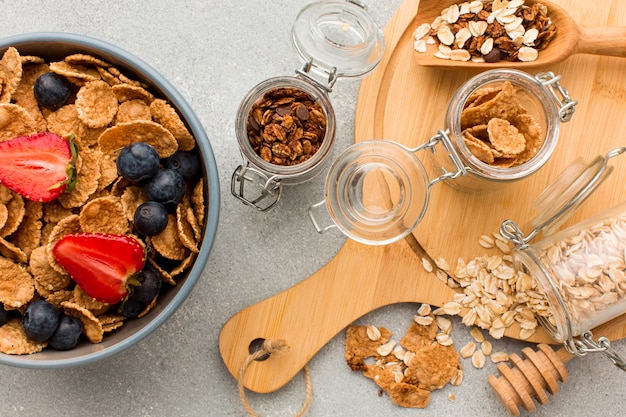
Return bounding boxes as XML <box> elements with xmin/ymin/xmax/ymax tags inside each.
<box><xmin>0</xmin><ymin>32</ymin><xmax>220</xmax><ymax>369</ymax></box>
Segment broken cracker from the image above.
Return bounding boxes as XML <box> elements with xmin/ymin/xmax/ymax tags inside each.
<box><xmin>363</xmin><ymin>364</ymin><xmax>431</xmax><ymax>408</ymax></box>
<box><xmin>399</xmin><ymin>321</ymin><xmax>438</xmax><ymax>352</ymax></box>
<box><xmin>404</xmin><ymin>343</ymin><xmax>460</xmax><ymax>391</ymax></box>
<box><xmin>345</xmin><ymin>325</ymin><xmax>392</xmax><ymax>371</ymax></box>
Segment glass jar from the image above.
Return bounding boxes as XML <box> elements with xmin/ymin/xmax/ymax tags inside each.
<box><xmin>308</xmin><ymin>133</ymin><xmax>465</xmax><ymax>245</ymax></box>
<box><xmin>501</xmin><ymin>148</ymin><xmax>626</xmax><ymax>370</ymax></box>
<box><xmin>429</xmin><ymin>69</ymin><xmax>577</xmax><ymax>192</ymax></box>
<box><xmin>231</xmin><ymin>0</ymin><xmax>384</xmax><ymax>211</ymax></box>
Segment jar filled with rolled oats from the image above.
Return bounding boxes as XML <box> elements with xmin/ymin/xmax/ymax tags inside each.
<box><xmin>428</xmin><ymin>68</ymin><xmax>577</xmax><ymax>192</ymax></box>
<box><xmin>231</xmin><ymin>0</ymin><xmax>384</xmax><ymax>210</ymax></box>
<box><xmin>501</xmin><ymin>148</ymin><xmax>626</xmax><ymax>371</ymax></box>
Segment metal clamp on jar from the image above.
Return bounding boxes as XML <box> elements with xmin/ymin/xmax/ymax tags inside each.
<box><xmin>231</xmin><ymin>0</ymin><xmax>384</xmax><ymax>211</ymax></box>
<box><xmin>500</xmin><ymin>147</ymin><xmax>626</xmax><ymax>371</ymax></box>
<box><xmin>431</xmin><ymin>68</ymin><xmax>577</xmax><ymax>192</ymax></box>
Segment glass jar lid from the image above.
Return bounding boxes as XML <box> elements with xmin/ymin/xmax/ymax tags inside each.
<box><xmin>291</xmin><ymin>0</ymin><xmax>385</xmax><ymax>81</ymax></box>
<box><xmin>531</xmin><ymin>148</ymin><xmax>626</xmax><ymax>236</ymax></box>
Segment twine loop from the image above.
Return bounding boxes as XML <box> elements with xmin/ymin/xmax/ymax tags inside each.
<box><xmin>237</xmin><ymin>338</ymin><xmax>312</xmax><ymax>417</ymax></box>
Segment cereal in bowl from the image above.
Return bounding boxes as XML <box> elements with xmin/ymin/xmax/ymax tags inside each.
<box><xmin>0</xmin><ymin>47</ymin><xmax>206</xmax><ymax>354</ymax></box>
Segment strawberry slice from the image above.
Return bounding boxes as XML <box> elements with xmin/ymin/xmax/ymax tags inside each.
<box><xmin>52</xmin><ymin>233</ymin><xmax>146</xmax><ymax>304</ymax></box>
<box><xmin>0</xmin><ymin>132</ymin><xmax>77</xmax><ymax>202</ymax></box>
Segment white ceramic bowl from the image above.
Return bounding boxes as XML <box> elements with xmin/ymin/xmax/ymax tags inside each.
<box><xmin>0</xmin><ymin>32</ymin><xmax>220</xmax><ymax>368</ymax></box>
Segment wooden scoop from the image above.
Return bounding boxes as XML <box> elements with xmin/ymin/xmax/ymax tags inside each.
<box><xmin>413</xmin><ymin>0</ymin><xmax>626</xmax><ymax>70</ymax></box>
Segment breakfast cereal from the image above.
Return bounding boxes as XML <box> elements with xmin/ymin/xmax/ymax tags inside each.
<box><xmin>0</xmin><ymin>46</ymin><xmax>206</xmax><ymax>355</ymax></box>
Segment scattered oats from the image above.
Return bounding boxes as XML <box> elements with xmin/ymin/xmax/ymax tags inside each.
<box><xmin>436</xmin><ymin>316</ymin><xmax>452</xmax><ymax>333</ymax></box>
<box><xmin>481</xmin><ymin>340</ymin><xmax>493</xmax><ymax>356</ymax></box>
<box><xmin>403</xmin><ymin>350</ymin><xmax>416</xmax><ymax>367</ymax></box>
<box><xmin>417</xmin><ymin>303</ymin><xmax>432</xmax><ymax>316</ymax></box>
<box><xmin>471</xmin><ymin>350</ymin><xmax>486</xmax><ymax>369</ymax></box>
<box><xmin>432</xmin><ymin>307</ymin><xmax>446</xmax><ymax>316</ymax></box>
<box><xmin>448</xmin><ymin>393</ymin><xmax>456</xmax><ymax>402</ymax></box>
<box><xmin>443</xmin><ymin>301</ymin><xmax>462</xmax><ymax>316</ymax></box>
<box><xmin>460</xmin><ymin>341</ymin><xmax>476</xmax><ymax>359</ymax></box>
<box><xmin>436</xmin><ymin>333</ymin><xmax>454</xmax><ymax>346</ymax></box>
<box><xmin>421</xmin><ymin>257</ymin><xmax>433</xmax><ymax>272</ymax></box>
<box><xmin>367</xmin><ymin>324</ymin><xmax>381</xmax><ymax>341</ymax></box>
<box><xmin>415</xmin><ymin>315</ymin><xmax>435</xmax><ymax>326</ymax></box>
<box><xmin>450</xmin><ymin>368</ymin><xmax>464</xmax><ymax>386</ymax></box>
<box><xmin>434</xmin><ymin>257</ymin><xmax>450</xmax><ymax>271</ymax></box>
<box><xmin>470</xmin><ymin>327</ymin><xmax>485</xmax><ymax>343</ymax></box>
<box><xmin>490</xmin><ymin>351</ymin><xmax>509</xmax><ymax>363</ymax></box>
<box><xmin>446</xmin><ymin>3</ymin><xmax>460</xmax><ymax>23</ymax></box>
<box><xmin>436</xmin><ymin>269</ymin><xmax>449</xmax><ymax>283</ymax></box>
<box><xmin>519</xmin><ymin>328</ymin><xmax>536</xmax><ymax>340</ymax></box>
<box><xmin>495</xmin><ymin>239</ymin><xmax>511</xmax><ymax>254</ymax></box>
<box><xmin>478</xmin><ymin>234</ymin><xmax>495</xmax><ymax>249</ymax></box>
<box><xmin>393</xmin><ymin>345</ymin><xmax>406</xmax><ymax>361</ymax></box>
<box><xmin>377</xmin><ymin>340</ymin><xmax>396</xmax><ymax>357</ymax></box>
<box><xmin>489</xmin><ymin>326</ymin><xmax>506</xmax><ymax>339</ymax></box>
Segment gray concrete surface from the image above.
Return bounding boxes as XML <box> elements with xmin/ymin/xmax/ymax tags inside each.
<box><xmin>1</xmin><ymin>1</ymin><xmax>624</xmax><ymax>416</ymax></box>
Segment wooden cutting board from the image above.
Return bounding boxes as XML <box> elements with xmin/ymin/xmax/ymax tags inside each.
<box><xmin>219</xmin><ymin>0</ymin><xmax>626</xmax><ymax>394</ymax></box>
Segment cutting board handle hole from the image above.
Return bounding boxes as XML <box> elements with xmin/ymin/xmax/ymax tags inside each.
<box><xmin>248</xmin><ymin>338</ymin><xmax>271</xmax><ymax>361</ymax></box>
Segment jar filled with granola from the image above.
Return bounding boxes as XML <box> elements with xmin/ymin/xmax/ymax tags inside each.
<box><xmin>232</xmin><ymin>0</ymin><xmax>384</xmax><ymax>210</ymax></box>
<box><xmin>428</xmin><ymin>68</ymin><xmax>577</xmax><ymax>192</ymax></box>
<box><xmin>501</xmin><ymin>148</ymin><xmax>626</xmax><ymax>370</ymax></box>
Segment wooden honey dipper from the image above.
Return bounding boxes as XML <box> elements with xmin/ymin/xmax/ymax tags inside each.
<box><xmin>488</xmin><ymin>343</ymin><xmax>571</xmax><ymax>416</ymax></box>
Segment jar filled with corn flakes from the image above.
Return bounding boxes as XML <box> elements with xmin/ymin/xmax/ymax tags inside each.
<box><xmin>429</xmin><ymin>69</ymin><xmax>577</xmax><ymax>192</ymax></box>
<box><xmin>501</xmin><ymin>148</ymin><xmax>626</xmax><ymax>371</ymax></box>
<box><xmin>231</xmin><ymin>0</ymin><xmax>384</xmax><ymax>211</ymax></box>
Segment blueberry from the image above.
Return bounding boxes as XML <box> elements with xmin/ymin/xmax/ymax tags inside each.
<box><xmin>0</xmin><ymin>303</ymin><xmax>8</xmax><ymax>327</ymax></box>
<box><xmin>132</xmin><ymin>264</ymin><xmax>163</xmax><ymax>302</ymax></box>
<box><xmin>143</xmin><ymin>169</ymin><xmax>186</xmax><ymax>205</ymax></box>
<box><xmin>33</xmin><ymin>72</ymin><xmax>73</xmax><ymax>110</ymax></box>
<box><xmin>49</xmin><ymin>315</ymin><xmax>83</xmax><ymax>350</ymax></box>
<box><xmin>133</xmin><ymin>201</ymin><xmax>169</xmax><ymax>236</ymax></box>
<box><xmin>164</xmin><ymin>151</ymin><xmax>200</xmax><ymax>179</ymax></box>
<box><xmin>117</xmin><ymin>298</ymin><xmax>144</xmax><ymax>319</ymax></box>
<box><xmin>116</xmin><ymin>142</ymin><xmax>160</xmax><ymax>182</ymax></box>
<box><xmin>22</xmin><ymin>300</ymin><xmax>59</xmax><ymax>342</ymax></box>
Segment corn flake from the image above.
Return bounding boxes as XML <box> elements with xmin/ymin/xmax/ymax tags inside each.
<box><xmin>150</xmin><ymin>99</ymin><xmax>195</xmax><ymax>151</ymax></box>
<box><xmin>0</xmin><ymin>47</ymin><xmax>23</xmax><ymax>103</ymax></box>
<box><xmin>0</xmin><ymin>103</ymin><xmax>38</xmax><ymax>142</ymax></box>
<box><xmin>0</xmin><ymin>319</ymin><xmax>46</xmax><ymax>355</ymax></box>
<box><xmin>79</xmin><ymin>196</ymin><xmax>128</xmax><ymax>235</ymax></box>
<box><xmin>61</xmin><ymin>301</ymin><xmax>103</xmax><ymax>343</ymax></box>
<box><xmin>0</xmin><ymin>258</ymin><xmax>35</xmax><ymax>309</ymax></box>
<box><xmin>29</xmin><ymin>246</ymin><xmax>71</xmax><ymax>297</ymax></box>
<box><xmin>98</xmin><ymin>120</ymin><xmax>178</xmax><ymax>158</ymax></box>
<box><xmin>75</xmin><ymin>80</ymin><xmax>119</xmax><ymax>128</ymax></box>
